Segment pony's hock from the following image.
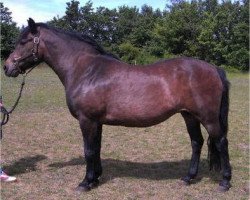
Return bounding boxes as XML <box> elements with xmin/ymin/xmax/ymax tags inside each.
<box><xmin>3</xmin><ymin>18</ymin><xmax>232</xmax><ymax>192</ymax></box>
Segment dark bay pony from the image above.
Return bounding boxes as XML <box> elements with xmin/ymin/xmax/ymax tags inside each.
<box><xmin>4</xmin><ymin>18</ymin><xmax>232</xmax><ymax>192</ymax></box>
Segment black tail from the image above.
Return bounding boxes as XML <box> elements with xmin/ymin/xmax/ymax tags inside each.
<box><xmin>217</xmin><ymin>67</ymin><xmax>230</xmax><ymax>136</ymax></box>
<box><xmin>208</xmin><ymin>67</ymin><xmax>230</xmax><ymax>171</ymax></box>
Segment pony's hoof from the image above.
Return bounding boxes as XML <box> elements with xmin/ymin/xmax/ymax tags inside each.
<box><xmin>89</xmin><ymin>179</ymin><xmax>99</xmax><ymax>188</ymax></box>
<box><xmin>218</xmin><ymin>185</ymin><xmax>229</xmax><ymax>192</ymax></box>
<box><xmin>75</xmin><ymin>185</ymin><xmax>91</xmax><ymax>193</ymax></box>
<box><xmin>218</xmin><ymin>181</ymin><xmax>231</xmax><ymax>192</ymax></box>
<box><xmin>76</xmin><ymin>179</ymin><xmax>100</xmax><ymax>193</ymax></box>
<box><xmin>180</xmin><ymin>177</ymin><xmax>191</xmax><ymax>186</ymax></box>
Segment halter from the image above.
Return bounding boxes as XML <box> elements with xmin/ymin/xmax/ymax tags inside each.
<box><xmin>13</xmin><ymin>35</ymin><xmax>40</xmax><ymax>74</ymax></box>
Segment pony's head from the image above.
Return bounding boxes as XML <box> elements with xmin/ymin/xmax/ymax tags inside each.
<box><xmin>4</xmin><ymin>18</ymin><xmax>43</xmax><ymax>77</ymax></box>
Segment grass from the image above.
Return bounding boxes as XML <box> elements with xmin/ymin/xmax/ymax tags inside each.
<box><xmin>1</xmin><ymin>64</ymin><xmax>249</xmax><ymax>200</ymax></box>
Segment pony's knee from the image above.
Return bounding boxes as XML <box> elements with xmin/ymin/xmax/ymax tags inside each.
<box><xmin>84</xmin><ymin>149</ymin><xmax>96</xmax><ymax>161</ymax></box>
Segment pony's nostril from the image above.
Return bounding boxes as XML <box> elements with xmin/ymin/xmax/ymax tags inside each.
<box><xmin>3</xmin><ymin>65</ymin><xmax>7</xmax><ymax>71</ymax></box>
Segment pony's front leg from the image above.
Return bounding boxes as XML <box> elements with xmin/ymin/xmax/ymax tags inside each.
<box><xmin>77</xmin><ymin>116</ymin><xmax>102</xmax><ymax>192</ymax></box>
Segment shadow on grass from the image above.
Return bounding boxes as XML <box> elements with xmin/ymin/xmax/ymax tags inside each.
<box><xmin>3</xmin><ymin>155</ymin><xmax>47</xmax><ymax>175</ymax></box>
<box><xmin>49</xmin><ymin>156</ymin><xmax>85</xmax><ymax>168</ymax></box>
<box><xmin>101</xmin><ymin>158</ymin><xmax>212</xmax><ymax>183</ymax></box>
<box><xmin>49</xmin><ymin>157</ymin><xmax>216</xmax><ymax>183</ymax></box>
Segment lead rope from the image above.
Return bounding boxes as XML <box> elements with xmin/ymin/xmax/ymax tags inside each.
<box><xmin>0</xmin><ymin>66</ymin><xmax>35</xmax><ymax>139</ymax></box>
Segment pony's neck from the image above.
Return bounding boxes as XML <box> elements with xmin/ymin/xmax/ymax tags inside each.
<box><xmin>41</xmin><ymin>29</ymin><xmax>95</xmax><ymax>88</ymax></box>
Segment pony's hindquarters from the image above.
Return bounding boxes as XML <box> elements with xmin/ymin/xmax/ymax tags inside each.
<box><xmin>175</xmin><ymin>60</ymin><xmax>232</xmax><ymax>191</ymax></box>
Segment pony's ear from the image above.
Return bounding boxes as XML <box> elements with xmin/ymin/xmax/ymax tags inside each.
<box><xmin>27</xmin><ymin>18</ymin><xmax>38</xmax><ymax>34</ymax></box>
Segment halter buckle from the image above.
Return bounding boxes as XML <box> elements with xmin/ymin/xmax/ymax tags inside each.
<box><xmin>33</xmin><ymin>37</ymin><xmax>40</xmax><ymax>44</ymax></box>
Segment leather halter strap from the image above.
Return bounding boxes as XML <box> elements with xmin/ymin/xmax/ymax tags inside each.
<box><xmin>13</xmin><ymin>35</ymin><xmax>40</xmax><ymax>74</ymax></box>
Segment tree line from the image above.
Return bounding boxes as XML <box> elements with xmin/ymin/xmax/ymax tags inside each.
<box><xmin>1</xmin><ymin>1</ymin><xmax>249</xmax><ymax>71</ymax></box>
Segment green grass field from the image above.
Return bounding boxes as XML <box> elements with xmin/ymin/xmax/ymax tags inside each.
<box><xmin>1</xmin><ymin>65</ymin><xmax>249</xmax><ymax>200</ymax></box>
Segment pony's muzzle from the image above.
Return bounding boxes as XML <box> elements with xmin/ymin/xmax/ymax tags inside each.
<box><xmin>3</xmin><ymin>64</ymin><xmax>20</xmax><ymax>77</ymax></box>
<box><xmin>3</xmin><ymin>65</ymin><xmax>7</xmax><ymax>72</ymax></box>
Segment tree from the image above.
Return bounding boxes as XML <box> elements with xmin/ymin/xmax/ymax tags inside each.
<box><xmin>49</xmin><ymin>0</ymin><xmax>85</xmax><ymax>31</ymax></box>
<box><xmin>197</xmin><ymin>0</ymin><xmax>249</xmax><ymax>69</ymax></box>
<box><xmin>118</xmin><ymin>42</ymin><xmax>140</xmax><ymax>63</ymax></box>
<box><xmin>158</xmin><ymin>1</ymin><xmax>202</xmax><ymax>56</ymax></box>
<box><xmin>129</xmin><ymin>5</ymin><xmax>156</xmax><ymax>48</ymax></box>
<box><xmin>197</xmin><ymin>12</ymin><xmax>217</xmax><ymax>63</ymax></box>
<box><xmin>225</xmin><ymin>0</ymin><xmax>249</xmax><ymax>70</ymax></box>
<box><xmin>88</xmin><ymin>6</ymin><xmax>118</xmax><ymax>46</ymax></box>
<box><xmin>48</xmin><ymin>0</ymin><xmax>249</xmax><ymax>70</ymax></box>
<box><xmin>116</xmin><ymin>6</ymin><xmax>140</xmax><ymax>44</ymax></box>
<box><xmin>65</xmin><ymin>0</ymin><xmax>82</xmax><ymax>31</ymax></box>
<box><xmin>0</xmin><ymin>3</ymin><xmax>20</xmax><ymax>58</ymax></box>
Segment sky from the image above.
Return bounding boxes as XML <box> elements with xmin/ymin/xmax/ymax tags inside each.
<box><xmin>2</xmin><ymin>0</ymin><xmax>168</xmax><ymax>27</ymax></box>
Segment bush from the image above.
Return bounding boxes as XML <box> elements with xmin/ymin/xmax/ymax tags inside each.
<box><xmin>220</xmin><ymin>65</ymin><xmax>242</xmax><ymax>73</ymax></box>
<box><xmin>118</xmin><ymin>42</ymin><xmax>140</xmax><ymax>63</ymax></box>
<box><xmin>135</xmin><ymin>50</ymin><xmax>159</xmax><ymax>65</ymax></box>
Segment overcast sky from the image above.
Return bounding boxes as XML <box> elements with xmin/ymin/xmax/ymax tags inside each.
<box><xmin>2</xmin><ymin>0</ymin><xmax>167</xmax><ymax>27</ymax></box>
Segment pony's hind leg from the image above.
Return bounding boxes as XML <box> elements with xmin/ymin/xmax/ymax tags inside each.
<box><xmin>181</xmin><ymin>111</ymin><xmax>204</xmax><ymax>185</ymax></box>
<box><xmin>205</xmin><ymin>122</ymin><xmax>232</xmax><ymax>191</ymax></box>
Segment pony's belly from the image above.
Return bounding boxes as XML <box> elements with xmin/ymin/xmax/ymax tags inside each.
<box><xmin>101</xmin><ymin>110</ymin><xmax>176</xmax><ymax>127</ymax></box>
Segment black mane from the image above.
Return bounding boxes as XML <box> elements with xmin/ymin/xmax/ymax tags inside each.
<box><xmin>20</xmin><ymin>23</ymin><xmax>119</xmax><ymax>60</ymax></box>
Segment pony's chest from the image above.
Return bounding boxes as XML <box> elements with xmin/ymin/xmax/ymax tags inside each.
<box><xmin>66</xmin><ymin>87</ymin><xmax>106</xmax><ymax>119</ymax></box>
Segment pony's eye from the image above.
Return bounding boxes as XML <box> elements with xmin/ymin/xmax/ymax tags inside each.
<box><xmin>20</xmin><ymin>38</ymin><xmax>32</xmax><ymax>45</ymax></box>
<box><xmin>20</xmin><ymin>39</ymin><xmax>28</xmax><ymax>45</ymax></box>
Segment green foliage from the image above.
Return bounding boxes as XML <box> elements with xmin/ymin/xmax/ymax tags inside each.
<box><xmin>115</xmin><ymin>6</ymin><xmax>139</xmax><ymax>44</ymax></box>
<box><xmin>1</xmin><ymin>1</ymin><xmax>249</xmax><ymax>71</ymax></box>
<box><xmin>0</xmin><ymin>2</ymin><xmax>20</xmax><ymax>58</ymax></box>
<box><xmin>159</xmin><ymin>1</ymin><xmax>202</xmax><ymax>56</ymax></box>
<box><xmin>136</xmin><ymin>51</ymin><xmax>159</xmax><ymax>65</ymax></box>
<box><xmin>118</xmin><ymin>42</ymin><xmax>140</xmax><ymax>63</ymax></box>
